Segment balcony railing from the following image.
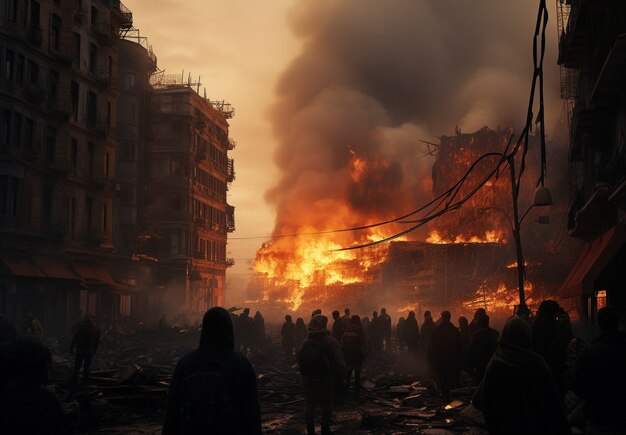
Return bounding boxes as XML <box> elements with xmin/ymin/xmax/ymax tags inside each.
<box><xmin>226</xmin><ymin>158</ymin><xmax>235</xmax><ymax>182</ymax></box>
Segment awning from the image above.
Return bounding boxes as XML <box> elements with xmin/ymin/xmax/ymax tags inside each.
<box><xmin>0</xmin><ymin>250</ymin><xmax>80</xmax><ymax>280</ymax></box>
<box><xmin>559</xmin><ymin>225</ymin><xmax>626</xmax><ymax>298</ymax></box>
<box><xmin>72</xmin><ymin>261</ymin><xmax>116</xmax><ymax>286</ymax></box>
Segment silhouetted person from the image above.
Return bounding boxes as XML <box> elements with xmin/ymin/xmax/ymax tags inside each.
<box><xmin>294</xmin><ymin>317</ymin><xmax>307</xmax><ymax>349</ymax></box>
<box><xmin>281</xmin><ymin>315</ymin><xmax>295</xmax><ymax>359</ymax></box>
<box><xmin>70</xmin><ymin>314</ymin><xmax>100</xmax><ymax>387</ymax></box>
<box><xmin>427</xmin><ymin>311</ymin><xmax>463</xmax><ymax>400</ymax></box>
<box><xmin>297</xmin><ymin>315</ymin><xmax>346</xmax><ymax>435</ymax></box>
<box><xmin>237</xmin><ymin>308</ymin><xmax>254</xmax><ymax>354</ymax></box>
<box><xmin>573</xmin><ymin>306</ymin><xmax>626</xmax><ymax>434</ymax></box>
<box><xmin>331</xmin><ymin>310</ymin><xmax>346</xmax><ymax>343</ymax></box>
<box><xmin>0</xmin><ymin>337</ymin><xmax>72</xmax><ymax>434</ymax></box>
<box><xmin>420</xmin><ymin>311</ymin><xmax>435</xmax><ymax>356</ymax></box>
<box><xmin>380</xmin><ymin>308</ymin><xmax>392</xmax><ymax>352</ymax></box>
<box><xmin>342</xmin><ymin>308</ymin><xmax>351</xmax><ymax>326</ymax></box>
<box><xmin>370</xmin><ymin>311</ymin><xmax>382</xmax><ymax>353</ymax></box>
<box><xmin>473</xmin><ymin>316</ymin><xmax>570</xmax><ymax>435</ymax></box>
<box><xmin>0</xmin><ymin>315</ymin><xmax>17</xmax><ymax>347</ymax></box>
<box><xmin>311</xmin><ymin>309</ymin><xmax>322</xmax><ymax>319</ymax></box>
<box><xmin>403</xmin><ymin>311</ymin><xmax>420</xmax><ymax>356</ymax></box>
<box><xmin>465</xmin><ymin>314</ymin><xmax>498</xmax><ymax>383</ymax></box>
<box><xmin>341</xmin><ymin>315</ymin><xmax>366</xmax><ymax>397</ymax></box>
<box><xmin>532</xmin><ymin>300</ymin><xmax>567</xmax><ymax>391</ymax></box>
<box><xmin>396</xmin><ymin>317</ymin><xmax>406</xmax><ymax>352</ymax></box>
<box><xmin>163</xmin><ymin>307</ymin><xmax>261</xmax><ymax>435</ymax></box>
<box><xmin>21</xmin><ymin>310</ymin><xmax>44</xmax><ymax>340</ymax></box>
<box><xmin>469</xmin><ymin>308</ymin><xmax>486</xmax><ymax>333</ymax></box>
<box><xmin>253</xmin><ymin>311</ymin><xmax>265</xmax><ymax>349</ymax></box>
<box><xmin>458</xmin><ymin>316</ymin><xmax>470</xmax><ymax>351</ymax></box>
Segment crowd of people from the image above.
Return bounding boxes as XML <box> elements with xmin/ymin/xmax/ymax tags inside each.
<box><xmin>1</xmin><ymin>301</ymin><xmax>625</xmax><ymax>434</ymax></box>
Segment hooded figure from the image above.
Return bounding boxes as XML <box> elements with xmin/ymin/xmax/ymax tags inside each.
<box><xmin>297</xmin><ymin>315</ymin><xmax>346</xmax><ymax>435</ymax></box>
<box><xmin>281</xmin><ymin>315</ymin><xmax>295</xmax><ymax>358</ymax></box>
<box><xmin>532</xmin><ymin>300</ymin><xmax>567</xmax><ymax>391</ymax></box>
<box><xmin>427</xmin><ymin>311</ymin><xmax>463</xmax><ymax>400</ymax></box>
<box><xmin>465</xmin><ymin>314</ymin><xmax>498</xmax><ymax>383</ymax></box>
<box><xmin>331</xmin><ymin>310</ymin><xmax>346</xmax><ymax>343</ymax></box>
<box><xmin>341</xmin><ymin>315</ymin><xmax>367</xmax><ymax>395</ymax></box>
<box><xmin>420</xmin><ymin>311</ymin><xmax>435</xmax><ymax>355</ymax></box>
<box><xmin>163</xmin><ymin>307</ymin><xmax>262</xmax><ymax>435</ymax></box>
<box><xmin>404</xmin><ymin>311</ymin><xmax>420</xmax><ymax>355</ymax></box>
<box><xmin>294</xmin><ymin>317</ymin><xmax>307</xmax><ymax>349</ymax></box>
<box><xmin>473</xmin><ymin>316</ymin><xmax>570</xmax><ymax>435</ymax></box>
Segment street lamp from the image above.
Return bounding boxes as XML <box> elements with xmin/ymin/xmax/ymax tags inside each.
<box><xmin>481</xmin><ymin>156</ymin><xmax>553</xmax><ymax>317</ymax></box>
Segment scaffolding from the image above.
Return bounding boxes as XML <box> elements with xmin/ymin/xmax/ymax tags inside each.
<box><xmin>149</xmin><ymin>71</ymin><xmax>235</xmax><ymax>119</ymax></box>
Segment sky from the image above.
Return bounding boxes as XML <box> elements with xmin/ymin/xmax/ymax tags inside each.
<box><xmin>124</xmin><ymin>1</ymin><xmax>564</xmax><ymax>305</ymax></box>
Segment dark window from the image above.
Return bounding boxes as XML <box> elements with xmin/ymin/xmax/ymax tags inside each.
<box><xmin>70</xmin><ymin>81</ymin><xmax>79</xmax><ymax>119</ymax></box>
<box><xmin>70</xmin><ymin>138</ymin><xmax>78</xmax><ymax>168</ymax></box>
<box><xmin>86</xmin><ymin>197</ymin><xmax>92</xmax><ymax>231</ymax></box>
<box><xmin>7</xmin><ymin>0</ymin><xmax>18</xmax><ymax>22</ymax></box>
<box><xmin>87</xmin><ymin>142</ymin><xmax>94</xmax><ymax>176</ymax></box>
<box><xmin>48</xmin><ymin>70</ymin><xmax>59</xmax><ymax>102</ymax></box>
<box><xmin>50</xmin><ymin>15</ymin><xmax>61</xmax><ymax>51</ymax></box>
<box><xmin>106</xmin><ymin>101</ymin><xmax>111</xmax><ymax>127</ymax></box>
<box><xmin>45</xmin><ymin>127</ymin><xmax>56</xmax><ymax>162</ymax></box>
<box><xmin>29</xmin><ymin>1</ymin><xmax>40</xmax><ymax>30</ymax></box>
<box><xmin>2</xmin><ymin>111</ymin><xmax>11</xmax><ymax>145</ymax></box>
<box><xmin>102</xmin><ymin>203</ymin><xmax>107</xmax><ymax>233</ymax></box>
<box><xmin>5</xmin><ymin>50</ymin><xmax>14</xmax><ymax>80</ymax></box>
<box><xmin>90</xmin><ymin>6</ymin><xmax>98</xmax><ymax>27</ymax></box>
<box><xmin>26</xmin><ymin>60</ymin><xmax>38</xmax><ymax>84</ymax></box>
<box><xmin>24</xmin><ymin>118</ymin><xmax>34</xmax><ymax>150</ymax></box>
<box><xmin>73</xmin><ymin>32</ymin><xmax>80</xmax><ymax>65</ymax></box>
<box><xmin>87</xmin><ymin>91</ymin><xmax>97</xmax><ymax>123</ymax></box>
<box><xmin>103</xmin><ymin>152</ymin><xmax>109</xmax><ymax>178</ymax></box>
<box><xmin>13</xmin><ymin>113</ymin><xmax>21</xmax><ymax>147</ymax></box>
<box><xmin>15</xmin><ymin>54</ymin><xmax>24</xmax><ymax>85</ymax></box>
<box><xmin>89</xmin><ymin>44</ymin><xmax>97</xmax><ymax>74</ymax></box>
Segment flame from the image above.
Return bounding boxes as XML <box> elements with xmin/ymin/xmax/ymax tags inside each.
<box><xmin>426</xmin><ymin>230</ymin><xmax>505</xmax><ymax>244</ymax></box>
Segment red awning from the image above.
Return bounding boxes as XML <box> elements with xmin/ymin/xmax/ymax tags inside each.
<box><xmin>31</xmin><ymin>254</ymin><xmax>81</xmax><ymax>280</ymax></box>
<box><xmin>72</xmin><ymin>261</ymin><xmax>116</xmax><ymax>286</ymax></box>
<box><xmin>0</xmin><ymin>251</ymin><xmax>80</xmax><ymax>280</ymax></box>
<box><xmin>559</xmin><ymin>225</ymin><xmax>626</xmax><ymax>298</ymax></box>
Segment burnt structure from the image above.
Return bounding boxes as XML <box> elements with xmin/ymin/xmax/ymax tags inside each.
<box><xmin>0</xmin><ymin>0</ymin><xmax>235</xmax><ymax>332</ymax></box>
<box><xmin>557</xmin><ymin>0</ymin><xmax>626</xmax><ymax>324</ymax></box>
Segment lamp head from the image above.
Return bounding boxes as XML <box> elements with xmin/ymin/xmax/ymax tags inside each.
<box><xmin>532</xmin><ymin>185</ymin><xmax>553</xmax><ymax>207</ymax></box>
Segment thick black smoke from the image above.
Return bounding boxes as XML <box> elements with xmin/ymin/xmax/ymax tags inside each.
<box><xmin>266</xmin><ymin>0</ymin><xmax>562</xmax><ymax>237</ymax></box>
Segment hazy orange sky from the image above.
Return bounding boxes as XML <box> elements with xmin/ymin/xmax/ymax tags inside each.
<box><xmin>125</xmin><ymin>0</ymin><xmax>299</xmax><ymax>300</ymax></box>
<box><xmin>124</xmin><ymin>1</ymin><xmax>563</xmax><ymax>305</ymax></box>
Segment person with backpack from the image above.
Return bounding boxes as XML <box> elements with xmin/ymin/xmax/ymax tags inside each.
<box><xmin>163</xmin><ymin>307</ymin><xmax>262</xmax><ymax>435</ymax></box>
<box><xmin>341</xmin><ymin>315</ymin><xmax>366</xmax><ymax>397</ymax></box>
<box><xmin>297</xmin><ymin>314</ymin><xmax>346</xmax><ymax>435</ymax></box>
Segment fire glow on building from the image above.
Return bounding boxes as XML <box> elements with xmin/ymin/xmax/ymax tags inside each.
<box><xmin>251</xmin><ymin>127</ymin><xmax>561</xmax><ymax>319</ymax></box>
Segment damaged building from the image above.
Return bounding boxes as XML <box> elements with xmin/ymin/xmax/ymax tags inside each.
<box><xmin>0</xmin><ymin>0</ymin><xmax>236</xmax><ymax>332</ymax></box>
<box><xmin>557</xmin><ymin>0</ymin><xmax>626</xmax><ymax>325</ymax></box>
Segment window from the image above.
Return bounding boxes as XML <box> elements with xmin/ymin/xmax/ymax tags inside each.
<box><xmin>87</xmin><ymin>142</ymin><xmax>94</xmax><ymax>176</ymax></box>
<box><xmin>125</xmin><ymin>72</ymin><xmax>136</xmax><ymax>91</ymax></box>
<box><xmin>15</xmin><ymin>54</ymin><xmax>24</xmax><ymax>86</ymax></box>
<box><xmin>45</xmin><ymin>127</ymin><xmax>56</xmax><ymax>162</ymax></box>
<box><xmin>0</xmin><ymin>176</ymin><xmax>20</xmax><ymax>216</ymax></box>
<box><xmin>5</xmin><ymin>50</ymin><xmax>14</xmax><ymax>80</ymax></box>
<box><xmin>87</xmin><ymin>91</ymin><xmax>97</xmax><ymax>124</ymax></box>
<box><xmin>70</xmin><ymin>81</ymin><xmax>79</xmax><ymax>119</ymax></box>
<box><xmin>103</xmin><ymin>152</ymin><xmax>109</xmax><ymax>178</ymax></box>
<box><xmin>7</xmin><ymin>0</ymin><xmax>18</xmax><ymax>22</ymax></box>
<box><xmin>106</xmin><ymin>101</ymin><xmax>111</xmax><ymax>127</ymax></box>
<box><xmin>48</xmin><ymin>70</ymin><xmax>59</xmax><ymax>102</ymax></box>
<box><xmin>13</xmin><ymin>113</ymin><xmax>21</xmax><ymax>147</ymax></box>
<box><xmin>89</xmin><ymin>44</ymin><xmax>97</xmax><ymax>74</ymax></box>
<box><xmin>73</xmin><ymin>32</ymin><xmax>81</xmax><ymax>65</ymax></box>
<box><xmin>85</xmin><ymin>197</ymin><xmax>92</xmax><ymax>231</ymax></box>
<box><xmin>70</xmin><ymin>138</ymin><xmax>78</xmax><ymax>168</ymax></box>
<box><xmin>29</xmin><ymin>1</ymin><xmax>40</xmax><ymax>31</ymax></box>
<box><xmin>26</xmin><ymin>60</ymin><xmax>38</xmax><ymax>84</ymax></box>
<box><xmin>90</xmin><ymin>6</ymin><xmax>98</xmax><ymax>27</ymax></box>
<box><xmin>24</xmin><ymin>118</ymin><xmax>34</xmax><ymax>150</ymax></box>
<box><xmin>2</xmin><ymin>110</ymin><xmax>11</xmax><ymax>146</ymax></box>
<box><xmin>102</xmin><ymin>203</ymin><xmax>108</xmax><ymax>233</ymax></box>
<box><xmin>50</xmin><ymin>15</ymin><xmax>61</xmax><ymax>51</ymax></box>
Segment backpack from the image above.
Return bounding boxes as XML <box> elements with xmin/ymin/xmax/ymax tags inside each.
<box><xmin>180</xmin><ymin>359</ymin><xmax>237</xmax><ymax>434</ymax></box>
<box><xmin>298</xmin><ymin>340</ymin><xmax>332</xmax><ymax>378</ymax></box>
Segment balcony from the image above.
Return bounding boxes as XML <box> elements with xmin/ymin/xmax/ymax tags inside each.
<box><xmin>111</xmin><ymin>1</ymin><xmax>133</xmax><ymax>29</ymax></box>
<box><xmin>226</xmin><ymin>137</ymin><xmax>236</xmax><ymax>150</ymax></box>
<box><xmin>226</xmin><ymin>205</ymin><xmax>235</xmax><ymax>233</ymax></box>
<box><xmin>96</xmin><ymin>70</ymin><xmax>114</xmax><ymax>87</ymax></box>
<box><xmin>226</xmin><ymin>158</ymin><xmax>235</xmax><ymax>182</ymax></box>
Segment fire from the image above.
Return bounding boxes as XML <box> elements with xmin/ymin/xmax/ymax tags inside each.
<box><xmin>426</xmin><ymin>230</ymin><xmax>505</xmax><ymax>244</ymax></box>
